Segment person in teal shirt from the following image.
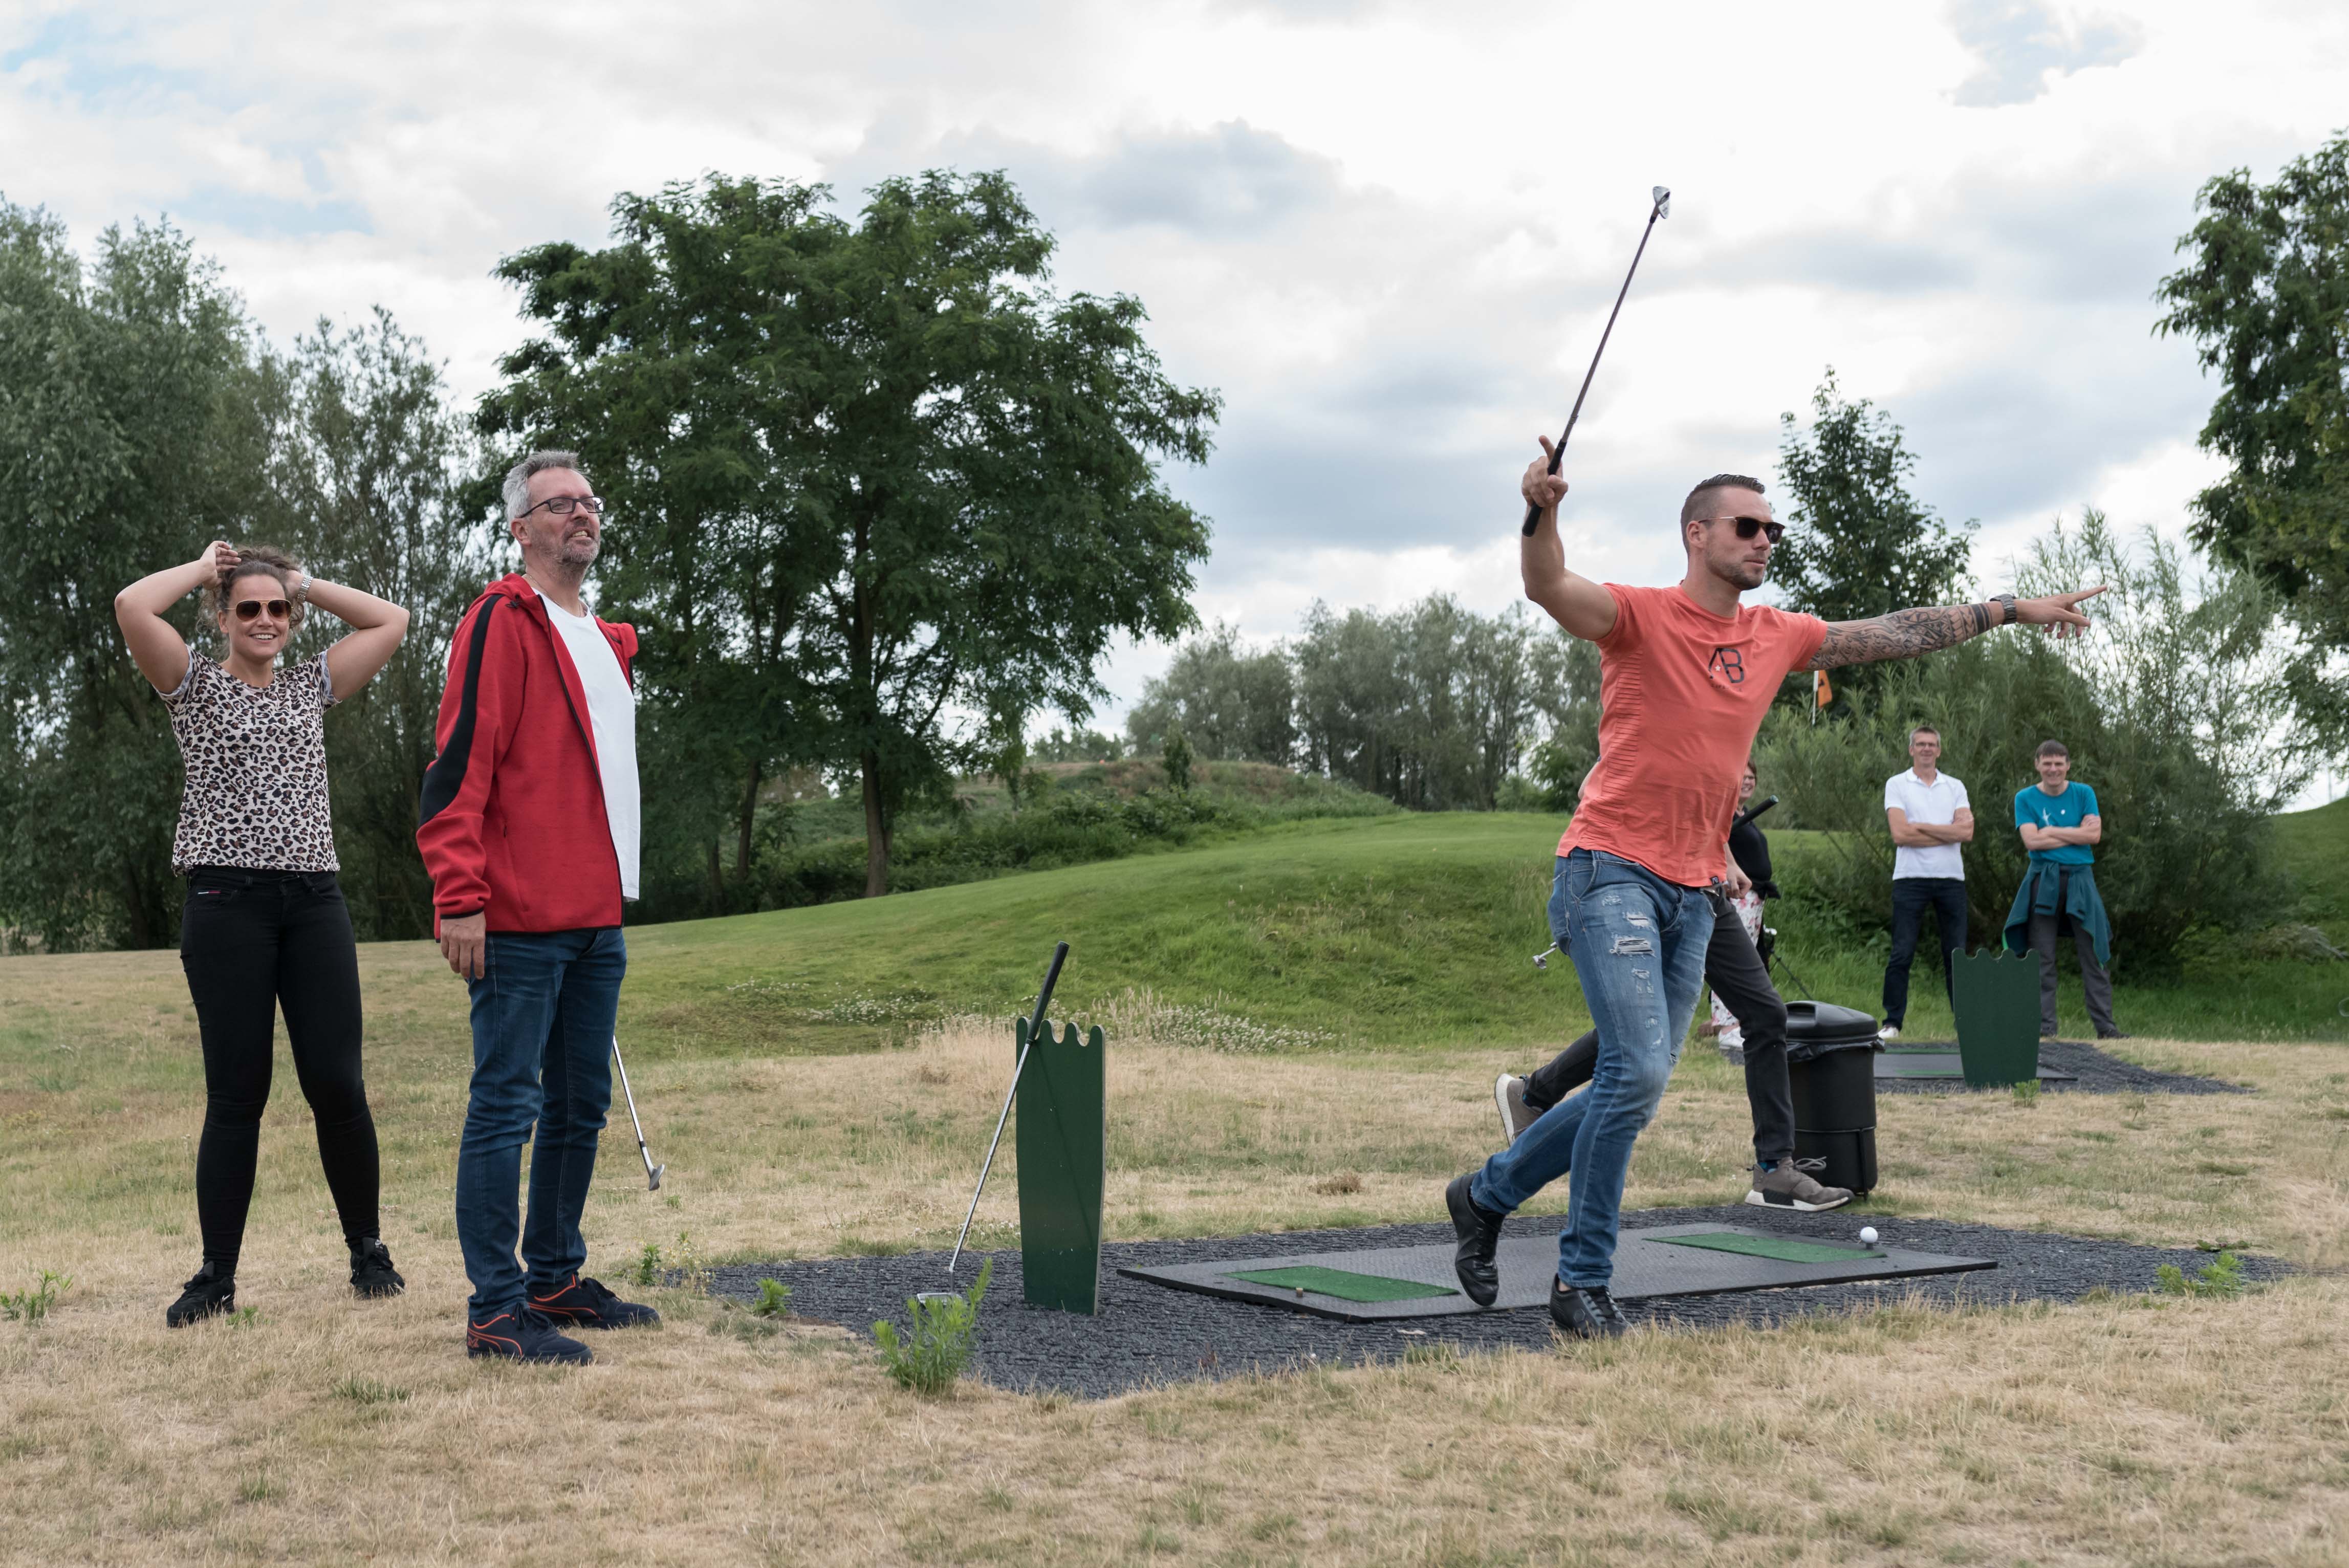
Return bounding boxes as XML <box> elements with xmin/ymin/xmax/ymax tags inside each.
<box><xmin>2002</xmin><ymin>739</ymin><xmax>2123</xmax><ymax>1038</ymax></box>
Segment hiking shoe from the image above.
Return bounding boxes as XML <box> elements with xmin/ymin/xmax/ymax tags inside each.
<box><xmin>1548</xmin><ymin>1279</ymin><xmax>1627</xmax><ymax>1339</ymax></box>
<box><xmin>166</xmin><ymin>1262</ymin><xmax>236</xmax><ymax>1328</ymax></box>
<box><xmin>530</xmin><ymin>1274</ymin><xmax>661</xmax><ymax>1330</ymax></box>
<box><xmin>1445</xmin><ymin>1173</ymin><xmax>1506</xmax><ymax>1308</ymax></box>
<box><xmin>466</xmin><ymin>1306</ymin><xmax>593</xmax><ymax>1364</ymax></box>
<box><xmin>1744</xmin><ymin>1159</ymin><xmax>1853</xmax><ymax>1212</ymax></box>
<box><xmin>1494</xmin><ymin>1074</ymin><xmax>1538</xmax><ymax>1143</ymax></box>
<box><xmin>350</xmin><ymin>1238</ymin><xmax>405</xmax><ymax>1299</ymax></box>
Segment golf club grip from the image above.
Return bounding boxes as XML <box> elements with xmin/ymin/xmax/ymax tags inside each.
<box><xmin>1734</xmin><ymin>795</ymin><xmax>1780</xmax><ymax>827</ymax></box>
<box><xmin>1025</xmin><ymin>941</ymin><xmax>1070</xmax><ymax>1041</ymax></box>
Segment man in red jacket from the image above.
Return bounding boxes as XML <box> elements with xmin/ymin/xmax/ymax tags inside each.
<box><xmin>418</xmin><ymin>450</ymin><xmax>659</xmax><ymax>1364</ymax></box>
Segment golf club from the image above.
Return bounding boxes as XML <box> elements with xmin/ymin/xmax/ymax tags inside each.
<box><xmin>610</xmin><ymin>1034</ymin><xmax>665</xmax><ymax>1191</ymax></box>
<box><xmin>946</xmin><ymin>940</ymin><xmax>1071</xmax><ymax>1276</ymax></box>
<box><xmin>1521</xmin><ymin>185</ymin><xmax>1671</xmax><ymax>536</ymax></box>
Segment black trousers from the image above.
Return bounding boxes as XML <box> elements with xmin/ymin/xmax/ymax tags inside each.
<box><xmin>1882</xmin><ymin>876</ymin><xmax>1967</xmax><ymax>1028</ymax></box>
<box><xmin>1524</xmin><ymin>892</ymin><xmax>1795</xmax><ymax>1164</ymax></box>
<box><xmin>180</xmin><ymin>867</ymin><xmax>381</xmax><ymax>1272</ymax></box>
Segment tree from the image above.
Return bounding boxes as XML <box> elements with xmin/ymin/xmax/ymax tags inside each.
<box><xmin>481</xmin><ymin>171</ymin><xmax>1219</xmax><ymax>899</ymax></box>
<box><xmin>0</xmin><ymin>207</ymin><xmax>285</xmax><ymax>949</ymax></box>
<box><xmin>275</xmin><ymin>310</ymin><xmax>488</xmax><ymax>939</ymax></box>
<box><xmin>2155</xmin><ymin>134</ymin><xmax>2349</xmax><ymax>736</ymax></box>
<box><xmin>1773</xmin><ymin>370</ymin><xmax>1975</xmax><ymax>700</ymax></box>
<box><xmin>1160</xmin><ymin>718</ymin><xmax>1193</xmax><ymax>793</ymax></box>
<box><xmin>1124</xmin><ymin>623</ymin><xmax>1298</xmax><ymax>765</ymax></box>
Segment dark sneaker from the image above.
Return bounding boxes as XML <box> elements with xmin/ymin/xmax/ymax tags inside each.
<box><xmin>1548</xmin><ymin>1279</ymin><xmax>1627</xmax><ymax>1339</ymax></box>
<box><xmin>350</xmin><ymin>1238</ymin><xmax>405</xmax><ymax>1299</ymax></box>
<box><xmin>466</xmin><ymin>1305</ymin><xmax>592</xmax><ymax>1364</ymax></box>
<box><xmin>1494</xmin><ymin>1074</ymin><xmax>1538</xmax><ymax>1143</ymax></box>
<box><xmin>530</xmin><ymin>1273</ymin><xmax>661</xmax><ymax>1330</ymax></box>
<box><xmin>2097</xmin><ymin>1029</ymin><xmax>2132</xmax><ymax>1041</ymax></box>
<box><xmin>1445</xmin><ymin>1173</ymin><xmax>1506</xmax><ymax>1308</ymax></box>
<box><xmin>1744</xmin><ymin>1159</ymin><xmax>1853</xmax><ymax>1213</ymax></box>
<box><xmin>166</xmin><ymin>1262</ymin><xmax>235</xmax><ymax>1328</ymax></box>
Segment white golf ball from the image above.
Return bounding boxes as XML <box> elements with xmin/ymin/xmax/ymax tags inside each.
<box><xmin>1858</xmin><ymin>1227</ymin><xmax>1880</xmax><ymax>1245</ymax></box>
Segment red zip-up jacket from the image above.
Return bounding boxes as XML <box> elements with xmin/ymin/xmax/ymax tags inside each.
<box><xmin>416</xmin><ymin>574</ymin><xmax>639</xmax><ymax>933</ymax></box>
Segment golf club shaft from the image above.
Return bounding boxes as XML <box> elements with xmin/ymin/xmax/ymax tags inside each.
<box><xmin>610</xmin><ymin>1035</ymin><xmax>660</xmax><ymax>1186</ymax></box>
<box><xmin>1521</xmin><ymin>192</ymin><xmax>1670</xmax><ymax>536</ymax></box>
<box><xmin>949</xmin><ymin>942</ymin><xmax>1071</xmax><ymax>1273</ymax></box>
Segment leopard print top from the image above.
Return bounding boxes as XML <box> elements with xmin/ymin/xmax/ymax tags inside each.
<box><xmin>161</xmin><ymin>650</ymin><xmax>341</xmax><ymax>874</ymax></box>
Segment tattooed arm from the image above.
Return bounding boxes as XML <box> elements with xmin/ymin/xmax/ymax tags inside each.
<box><xmin>1802</xmin><ymin>587</ymin><xmax>2108</xmax><ymax>671</ymax></box>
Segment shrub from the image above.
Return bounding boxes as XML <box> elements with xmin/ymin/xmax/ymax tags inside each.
<box><xmin>2157</xmin><ymin>1251</ymin><xmax>2247</xmax><ymax>1298</ymax></box>
<box><xmin>0</xmin><ymin>1270</ymin><xmax>69</xmax><ymax>1323</ymax></box>
<box><xmin>873</xmin><ymin>1258</ymin><xmax>991</xmax><ymax>1395</ymax></box>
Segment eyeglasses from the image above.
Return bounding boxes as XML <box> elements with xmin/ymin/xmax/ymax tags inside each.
<box><xmin>234</xmin><ymin>599</ymin><xmax>293</xmax><ymax>621</ymax></box>
<box><xmin>1703</xmin><ymin>514</ymin><xmax>1785</xmax><ymax>544</ymax></box>
<box><xmin>517</xmin><ymin>495</ymin><xmax>606</xmax><ymax>519</ymax></box>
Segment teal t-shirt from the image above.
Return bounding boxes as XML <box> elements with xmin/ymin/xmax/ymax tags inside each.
<box><xmin>2014</xmin><ymin>781</ymin><xmax>2098</xmax><ymax>866</ymax></box>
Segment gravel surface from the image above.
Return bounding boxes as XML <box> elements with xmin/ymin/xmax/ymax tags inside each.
<box><xmin>713</xmin><ymin>1206</ymin><xmax>2283</xmax><ymax>1399</ymax></box>
<box><xmin>1877</xmin><ymin>1037</ymin><xmax>2250</xmax><ymax>1095</ymax></box>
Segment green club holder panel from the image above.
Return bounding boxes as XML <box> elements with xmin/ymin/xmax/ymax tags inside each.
<box><xmin>1223</xmin><ymin>1266</ymin><xmax>1460</xmax><ymax>1303</ymax></box>
<box><xmin>1014</xmin><ymin>1017</ymin><xmax>1105</xmax><ymax>1315</ymax></box>
<box><xmin>1950</xmin><ymin>948</ymin><xmax>2041</xmax><ymax>1087</ymax></box>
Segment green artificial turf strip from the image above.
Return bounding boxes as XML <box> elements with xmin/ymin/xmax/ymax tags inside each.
<box><xmin>1223</xmin><ymin>1266</ymin><xmax>1461</xmax><ymax>1302</ymax></box>
<box><xmin>1658</xmin><ymin>1232</ymin><xmax>1886</xmax><ymax>1265</ymax></box>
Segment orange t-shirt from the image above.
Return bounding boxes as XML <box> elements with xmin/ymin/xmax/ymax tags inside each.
<box><xmin>1560</xmin><ymin>584</ymin><xmax>1828</xmax><ymax>887</ymax></box>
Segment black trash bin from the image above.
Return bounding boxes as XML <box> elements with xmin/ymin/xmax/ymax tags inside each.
<box><xmin>1783</xmin><ymin>1001</ymin><xmax>1883</xmax><ymax>1195</ymax></box>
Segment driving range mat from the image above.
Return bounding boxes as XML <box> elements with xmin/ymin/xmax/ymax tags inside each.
<box><xmin>1118</xmin><ymin>1222</ymin><xmax>1992</xmax><ymax>1322</ymax></box>
<box><xmin>1878</xmin><ymin>1048</ymin><xmax>2076</xmax><ymax>1084</ymax></box>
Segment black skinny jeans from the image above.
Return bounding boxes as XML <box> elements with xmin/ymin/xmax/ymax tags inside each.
<box><xmin>180</xmin><ymin>867</ymin><xmax>380</xmax><ymax>1272</ymax></box>
<box><xmin>1524</xmin><ymin>890</ymin><xmax>1795</xmax><ymax>1164</ymax></box>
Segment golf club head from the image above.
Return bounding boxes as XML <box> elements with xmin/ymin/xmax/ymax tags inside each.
<box><xmin>646</xmin><ymin>1162</ymin><xmax>664</xmax><ymax>1192</ymax></box>
<box><xmin>1533</xmin><ymin>944</ymin><xmax>1558</xmax><ymax>971</ymax></box>
<box><xmin>1652</xmin><ymin>185</ymin><xmax>1671</xmax><ymax>217</ymax></box>
<box><xmin>915</xmin><ymin>1291</ymin><xmax>961</xmax><ymax>1305</ymax></box>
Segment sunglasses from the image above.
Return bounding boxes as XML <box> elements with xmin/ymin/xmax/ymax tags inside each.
<box><xmin>233</xmin><ymin>598</ymin><xmax>293</xmax><ymax>622</ymax></box>
<box><xmin>1704</xmin><ymin>514</ymin><xmax>1786</xmax><ymax>544</ymax></box>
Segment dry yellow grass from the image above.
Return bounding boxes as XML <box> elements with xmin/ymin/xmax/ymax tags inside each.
<box><xmin>4</xmin><ymin>941</ymin><xmax>2349</xmax><ymax>1564</ymax></box>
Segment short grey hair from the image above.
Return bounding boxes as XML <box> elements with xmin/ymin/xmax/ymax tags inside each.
<box><xmin>503</xmin><ymin>450</ymin><xmax>587</xmax><ymax>520</ymax></box>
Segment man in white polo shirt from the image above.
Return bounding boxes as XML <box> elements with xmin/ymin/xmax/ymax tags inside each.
<box><xmin>1880</xmin><ymin>725</ymin><xmax>1972</xmax><ymax>1040</ymax></box>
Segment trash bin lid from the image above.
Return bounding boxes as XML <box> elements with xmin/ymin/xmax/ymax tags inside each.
<box><xmin>1782</xmin><ymin>1001</ymin><xmax>1882</xmax><ymax>1062</ymax></box>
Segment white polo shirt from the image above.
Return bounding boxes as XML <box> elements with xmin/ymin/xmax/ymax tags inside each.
<box><xmin>1883</xmin><ymin>768</ymin><xmax>1968</xmax><ymax>881</ymax></box>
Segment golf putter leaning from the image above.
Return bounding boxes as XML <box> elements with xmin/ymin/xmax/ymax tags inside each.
<box><xmin>610</xmin><ymin>1034</ymin><xmax>665</xmax><ymax>1191</ymax></box>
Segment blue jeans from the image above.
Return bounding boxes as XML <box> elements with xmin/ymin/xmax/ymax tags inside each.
<box><xmin>1471</xmin><ymin>851</ymin><xmax>1712</xmax><ymax>1288</ymax></box>
<box><xmin>454</xmin><ymin>927</ymin><xmax>626</xmax><ymax>1317</ymax></box>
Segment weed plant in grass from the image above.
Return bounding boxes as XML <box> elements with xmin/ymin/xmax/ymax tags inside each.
<box><xmin>874</xmin><ymin>1258</ymin><xmax>991</xmax><ymax>1395</ymax></box>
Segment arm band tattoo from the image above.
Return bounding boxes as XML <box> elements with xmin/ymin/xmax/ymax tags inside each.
<box><xmin>1807</xmin><ymin>603</ymin><xmax>1990</xmax><ymax>670</ymax></box>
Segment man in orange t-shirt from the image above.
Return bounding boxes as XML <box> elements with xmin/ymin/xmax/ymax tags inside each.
<box><xmin>1444</xmin><ymin>442</ymin><xmax>2104</xmax><ymax>1339</ymax></box>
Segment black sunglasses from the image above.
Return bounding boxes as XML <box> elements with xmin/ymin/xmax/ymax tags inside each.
<box><xmin>233</xmin><ymin>598</ymin><xmax>293</xmax><ymax>622</ymax></box>
<box><xmin>1704</xmin><ymin>514</ymin><xmax>1786</xmax><ymax>544</ymax></box>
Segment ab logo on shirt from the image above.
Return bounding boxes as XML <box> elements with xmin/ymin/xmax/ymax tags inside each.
<box><xmin>1706</xmin><ymin>646</ymin><xmax>1746</xmax><ymax>684</ymax></box>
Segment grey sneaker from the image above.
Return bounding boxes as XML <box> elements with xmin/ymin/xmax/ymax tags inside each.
<box><xmin>1743</xmin><ymin>1159</ymin><xmax>1853</xmax><ymax>1212</ymax></box>
<box><xmin>1494</xmin><ymin>1074</ymin><xmax>1538</xmax><ymax>1142</ymax></box>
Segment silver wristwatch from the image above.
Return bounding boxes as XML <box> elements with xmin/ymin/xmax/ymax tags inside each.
<box><xmin>293</xmin><ymin>572</ymin><xmax>312</xmax><ymax>604</ymax></box>
<box><xmin>1992</xmin><ymin>593</ymin><xmax>2017</xmax><ymax>626</ymax></box>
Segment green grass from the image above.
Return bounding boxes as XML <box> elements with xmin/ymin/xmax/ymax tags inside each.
<box><xmin>610</xmin><ymin>805</ymin><xmax>2349</xmax><ymax>1058</ymax></box>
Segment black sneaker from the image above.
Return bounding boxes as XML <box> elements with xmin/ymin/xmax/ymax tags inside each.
<box><xmin>350</xmin><ymin>1238</ymin><xmax>406</xmax><ymax>1299</ymax></box>
<box><xmin>2097</xmin><ymin>1029</ymin><xmax>2132</xmax><ymax>1041</ymax></box>
<box><xmin>166</xmin><ymin>1262</ymin><xmax>236</xmax><ymax>1328</ymax></box>
<box><xmin>466</xmin><ymin>1305</ymin><xmax>593</xmax><ymax>1364</ymax></box>
<box><xmin>1445</xmin><ymin>1173</ymin><xmax>1506</xmax><ymax>1308</ymax></box>
<box><xmin>1548</xmin><ymin>1279</ymin><xmax>1627</xmax><ymax>1340</ymax></box>
<box><xmin>529</xmin><ymin>1273</ymin><xmax>661</xmax><ymax>1330</ymax></box>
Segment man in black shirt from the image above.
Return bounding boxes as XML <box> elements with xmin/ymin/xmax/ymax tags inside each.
<box><xmin>1495</xmin><ymin>765</ymin><xmax>1848</xmax><ymax>1212</ymax></box>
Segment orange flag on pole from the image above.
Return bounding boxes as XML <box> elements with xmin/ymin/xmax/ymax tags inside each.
<box><xmin>1813</xmin><ymin>668</ymin><xmax>1833</xmax><ymax>716</ymax></box>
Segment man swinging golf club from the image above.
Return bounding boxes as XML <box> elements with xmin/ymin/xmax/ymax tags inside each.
<box><xmin>1445</xmin><ymin>446</ymin><xmax>2103</xmax><ymax>1339</ymax></box>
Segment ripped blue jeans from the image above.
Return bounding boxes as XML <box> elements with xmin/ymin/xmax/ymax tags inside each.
<box><xmin>1471</xmin><ymin>850</ymin><xmax>1713</xmax><ymax>1288</ymax></box>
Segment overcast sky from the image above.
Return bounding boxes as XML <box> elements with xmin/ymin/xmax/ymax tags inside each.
<box><xmin>8</xmin><ymin>0</ymin><xmax>2345</xmax><ymax>788</ymax></box>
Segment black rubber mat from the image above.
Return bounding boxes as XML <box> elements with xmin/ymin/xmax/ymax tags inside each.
<box><xmin>1878</xmin><ymin>1048</ymin><xmax>2077</xmax><ymax>1083</ymax></box>
<box><xmin>1117</xmin><ymin>1222</ymin><xmax>1992</xmax><ymax>1322</ymax></box>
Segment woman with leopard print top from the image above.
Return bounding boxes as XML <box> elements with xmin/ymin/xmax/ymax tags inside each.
<box><xmin>116</xmin><ymin>541</ymin><xmax>411</xmax><ymax>1329</ymax></box>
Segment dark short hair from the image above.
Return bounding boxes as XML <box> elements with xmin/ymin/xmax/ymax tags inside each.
<box><xmin>2036</xmin><ymin>739</ymin><xmax>2069</xmax><ymax>759</ymax></box>
<box><xmin>1909</xmin><ymin>725</ymin><xmax>1940</xmax><ymax>744</ymax></box>
<box><xmin>1680</xmin><ymin>473</ymin><xmax>1766</xmax><ymax>528</ymax></box>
